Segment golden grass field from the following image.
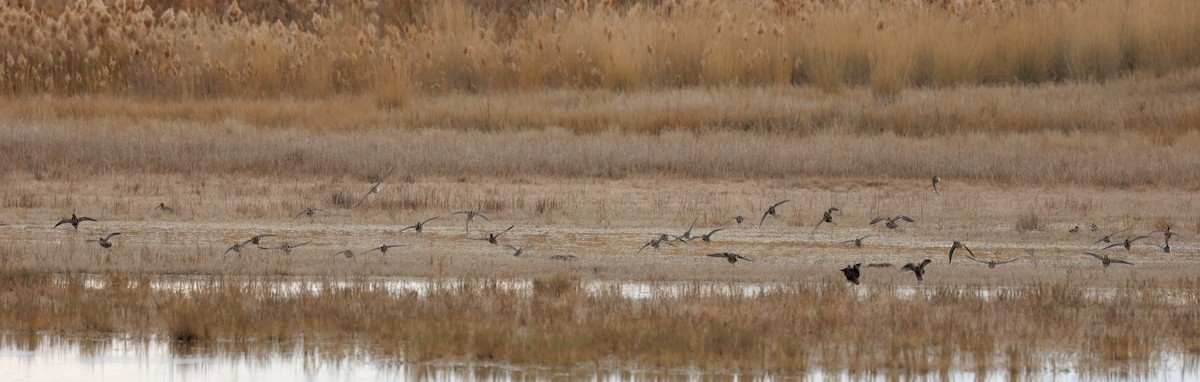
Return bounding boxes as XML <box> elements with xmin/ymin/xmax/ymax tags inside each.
<box><xmin>2</xmin><ymin>0</ymin><xmax>1200</xmax><ymax>377</ymax></box>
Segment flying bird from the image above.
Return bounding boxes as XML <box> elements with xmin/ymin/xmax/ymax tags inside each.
<box><xmin>900</xmin><ymin>259</ymin><xmax>933</xmax><ymax>281</ymax></box>
<box><xmin>965</xmin><ymin>254</ymin><xmax>1019</xmax><ymax>269</ymax></box>
<box><xmin>840</xmin><ymin>263</ymin><xmax>862</xmax><ymax>285</ymax></box>
<box><xmin>812</xmin><ymin>207</ymin><xmax>840</xmax><ymax>233</ymax></box>
<box><xmin>636</xmin><ymin>238</ymin><xmax>674</xmax><ymax>254</ymax></box>
<box><xmin>293</xmin><ymin>208</ymin><xmax>325</xmax><ymax>222</ymax></box>
<box><xmin>504</xmin><ymin>244</ymin><xmax>532</xmax><ymax>257</ymax></box>
<box><xmin>155</xmin><ymin>203</ymin><xmax>172</xmax><ymax>213</ymax></box>
<box><xmin>1102</xmin><ymin>235</ymin><xmax>1150</xmax><ymax>251</ymax></box>
<box><xmin>400</xmin><ymin>217</ymin><xmax>439</xmax><ymax>233</ymax></box>
<box><xmin>474</xmin><ymin>225</ymin><xmax>515</xmax><ymax>245</ymax></box>
<box><xmin>697</xmin><ymin>228</ymin><xmax>725</xmax><ymax>243</ymax></box>
<box><xmin>354</xmin><ymin>168</ymin><xmax>394</xmax><ymax>208</ymax></box>
<box><xmin>1093</xmin><ymin>228</ymin><xmax>1130</xmax><ymax>244</ymax></box>
<box><xmin>1082</xmin><ymin>252</ymin><xmax>1133</xmax><ymax>267</ymax></box>
<box><xmin>1069</xmin><ymin>225</ymin><xmax>1080</xmax><ymax>233</ymax></box>
<box><xmin>707</xmin><ymin>252</ymin><xmax>753</xmax><ymax>265</ymax></box>
<box><xmin>931</xmin><ymin>175</ymin><xmax>941</xmax><ymax>195</ymax></box>
<box><xmin>550</xmin><ymin>254</ymin><xmax>577</xmax><ymax>261</ymax></box>
<box><xmin>675</xmin><ymin>218</ymin><xmax>699</xmax><ymax>242</ymax></box>
<box><xmin>55</xmin><ymin>213</ymin><xmax>97</xmax><ymax>230</ymax></box>
<box><xmin>734</xmin><ymin>215</ymin><xmax>746</xmax><ymax>225</ymax></box>
<box><xmin>450</xmin><ymin>210</ymin><xmax>491</xmax><ymax>234</ymax></box>
<box><xmin>360</xmin><ymin>244</ymin><xmax>406</xmax><ymax>255</ymax></box>
<box><xmin>948</xmin><ymin>240</ymin><xmax>974</xmax><ymax>264</ymax></box>
<box><xmin>759</xmin><ymin>200</ymin><xmax>790</xmax><ymax>228</ymax></box>
<box><xmin>331</xmin><ymin>249</ymin><xmax>355</xmax><ymax>259</ymax></box>
<box><xmin>86</xmin><ymin>232</ymin><xmax>121</xmax><ymax>248</ymax></box>
<box><xmin>839</xmin><ymin>235</ymin><xmax>873</xmax><ymax>248</ymax></box>
<box><xmin>870</xmin><ymin>215</ymin><xmax>914</xmax><ymax>229</ymax></box>
<box><xmin>258</xmin><ymin>241</ymin><xmax>310</xmax><ymax>254</ymax></box>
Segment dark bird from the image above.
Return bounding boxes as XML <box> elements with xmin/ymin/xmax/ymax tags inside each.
<box><xmin>474</xmin><ymin>225</ymin><xmax>515</xmax><ymax>245</ymax></box>
<box><xmin>1069</xmin><ymin>225</ymin><xmax>1080</xmax><ymax>233</ymax></box>
<box><xmin>450</xmin><ymin>210</ymin><xmax>491</xmax><ymax>234</ymax></box>
<box><xmin>734</xmin><ymin>215</ymin><xmax>746</xmax><ymax>225</ymax></box>
<box><xmin>399</xmin><ymin>217</ymin><xmax>439</xmax><ymax>233</ymax></box>
<box><xmin>86</xmin><ymin>232</ymin><xmax>121</xmax><ymax>249</ymax></box>
<box><xmin>813</xmin><ymin>207</ymin><xmax>840</xmax><ymax>233</ymax></box>
<box><xmin>931</xmin><ymin>175</ymin><xmax>941</xmax><ymax>195</ymax></box>
<box><xmin>360</xmin><ymin>244</ymin><xmax>406</xmax><ymax>255</ymax></box>
<box><xmin>840</xmin><ymin>263</ymin><xmax>862</xmax><ymax>285</ymax></box>
<box><xmin>354</xmin><ymin>168</ymin><xmax>394</xmax><ymax>208</ymax></box>
<box><xmin>258</xmin><ymin>241</ymin><xmax>310</xmax><ymax>254</ymax></box>
<box><xmin>1082</xmin><ymin>252</ymin><xmax>1133</xmax><ymax>267</ymax></box>
<box><xmin>839</xmin><ymin>235</ymin><xmax>873</xmax><ymax>247</ymax></box>
<box><xmin>504</xmin><ymin>244</ymin><xmax>531</xmax><ymax>257</ymax></box>
<box><xmin>675</xmin><ymin>218</ymin><xmax>698</xmax><ymax>242</ymax></box>
<box><xmin>707</xmin><ymin>252</ymin><xmax>752</xmax><ymax>265</ymax></box>
<box><xmin>870</xmin><ymin>215</ymin><xmax>914</xmax><ymax>229</ymax></box>
<box><xmin>225</xmin><ymin>234</ymin><xmax>277</xmax><ymax>255</ymax></box>
<box><xmin>636</xmin><ymin>238</ymin><xmax>674</xmax><ymax>254</ymax></box>
<box><xmin>54</xmin><ymin>213</ymin><xmax>97</xmax><ymax>230</ymax></box>
<box><xmin>293</xmin><ymin>208</ymin><xmax>325</xmax><ymax>222</ymax></box>
<box><xmin>1102</xmin><ymin>235</ymin><xmax>1149</xmax><ymax>251</ymax></box>
<box><xmin>866</xmin><ymin>262</ymin><xmax>894</xmax><ymax>268</ymax></box>
<box><xmin>550</xmin><ymin>254</ymin><xmax>577</xmax><ymax>261</ymax></box>
<box><xmin>965</xmin><ymin>254</ymin><xmax>1019</xmax><ymax>269</ymax></box>
<box><xmin>1146</xmin><ymin>242</ymin><xmax>1171</xmax><ymax>253</ymax></box>
<box><xmin>1093</xmin><ymin>228</ymin><xmax>1130</xmax><ymax>244</ymax></box>
<box><xmin>900</xmin><ymin>259</ymin><xmax>933</xmax><ymax>281</ymax></box>
<box><xmin>223</xmin><ymin>243</ymin><xmax>247</xmax><ymax>255</ymax></box>
<box><xmin>697</xmin><ymin>228</ymin><xmax>725</xmax><ymax>243</ymax></box>
<box><xmin>759</xmin><ymin>200</ymin><xmax>790</xmax><ymax>228</ymax></box>
<box><xmin>332</xmin><ymin>249</ymin><xmax>355</xmax><ymax>259</ymax></box>
<box><xmin>948</xmin><ymin>240</ymin><xmax>974</xmax><ymax>264</ymax></box>
<box><xmin>1090</xmin><ymin>223</ymin><xmax>1100</xmax><ymax>232</ymax></box>
<box><xmin>155</xmin><ymin>203</ymin><xmax>172</xmax><ymax>213</ymax></box>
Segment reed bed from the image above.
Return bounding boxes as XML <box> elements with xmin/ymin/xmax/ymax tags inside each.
<box><xmin>2</xmin><ymin>0</ymin><xmax>1200</xmax><ymax>99</ymax></box>
<box><xmin>0</xmin><ymin>270</ymin><xmax>1196</xmax><ymax>375</ymax></box>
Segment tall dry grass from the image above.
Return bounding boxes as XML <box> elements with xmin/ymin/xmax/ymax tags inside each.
<box><xmin>0</xmin><ymin>270</ymin><xmax>1196</xmax><ymax>374</ymax></box>
<box><xmin>2</xmin><ymin>0</ymin><xmax>1200</xmax><ymax>99</ymax></box>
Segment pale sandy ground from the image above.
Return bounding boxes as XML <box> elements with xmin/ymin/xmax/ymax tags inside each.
<box><xmin>0</xmin><ymin>174</ymin><xmax>1196</xmax><ymax>285</ymax></box>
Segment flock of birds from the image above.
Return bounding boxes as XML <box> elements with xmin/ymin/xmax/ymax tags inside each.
<box><xmin>17</xmin><ymin>174</ymin><xmax>1184</xmax><ymax>285</ymax></box>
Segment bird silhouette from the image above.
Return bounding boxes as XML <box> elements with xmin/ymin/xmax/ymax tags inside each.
<box><xmin>400</xmin><ymin>217</ymin><xmax>439</xmax><ymax>233</ymax></box>
<box><xmin>258</xmin><ymin>241</ymin><xmax>310</xmax><ymax>254</ymax></box>
<box><xmin>504</xmin><ymin>244</ymin><xmax>532</xmax><ymax>257</ymax></box>
<box><xmin>1102</xmin><ymin>235</ymin><xmax>1149</xmax><ymax>251</ymax></box>
<box><xmin>450</xmin><ymin>210</ymin><xmax>490</xmax><ymax>234</ymax></box>
<box><xmin>870</xmin><ymin>215</ymin><xmax>914</xmax><ymax>229</ymax></box>
<box><xmin>361</xmin><ymin>244</ymin><xmax>406</xmax><ymax>255</ymax></box>
<box><xmin>965</xmin><ymin>254</ymin><xmax>1019</xmax><ymax>269</ymax></box>
<box><xmin>54</xmin><ymin>213</ymin><xmax>97</xmax><ymax>230</ymax></box>
<box><xmin>636</xmin><ymin>238</ymin><xmax>674</xmax><ymax>254</ymax></box>
<box><xmin>759</xmin><ymin>200</ymin><xmax>790</xmax><ymax>228</ymax></box>
<box><xmin>900</xmin><ymin>259</ymin><xmax>933</xmax><ymax>281</ymax></box>
<box><xmin>354</xmin><ymin>168</ymin><xmax>394</xmax><ymax>208</ymax></box>
<box><xmin>332</xmin><ymin>249</ymin><xmax>355</xmax><ymax>259</ymax></box>
<box><xmin>839</xmin><ymin>235</ymin><xmax>873</xmax><ymax>247</ymax></box>
<box><xmin>1082</xmin><ymin>252</ymin><xmax>1133</xmax><ymax>267</ymax></box>
<box><xmin>155</xmin><ymin>203</ymin><xmax>172</xmax><ymax>213</ymax></box>
<box><xmin>948</xmin><ymin>240</ymin><xmax>974</xmax><ymax>264</ymax></box>
<box><xmin>931</xmin><ymin>175</ymin><xmax>941</xmax><ymax>195</ymax></box>
<box><xmin>734</xmin><ymin>215</ymin><xmax>746</xmax><ymax>225</ymax></box>
<box><xmin>1069</xmin><ymin>225</ymin><xmax>1080</xmax><ymax>233</ymax></box>
<box><xmin>697</xmin><ymin>228</ymin><xmax>725</xmax><ymax>243</ymax></box>
<box><xmin>840</xmin><ymin>263</ymin><xmax>862</xmax><ymax>285</ymax></box>
<box><xmin>293</xmin><ymin>208</ymin><xmax>325</xmax><ymax>222</ymax></box>
<box><xmin>86</xmin><ymin>232</ymin><xmax>121</xmax><ymax>248</ymax></box>
<box><xmin>675</xmin><ymin>218</ymin><xmax>699</xmax><ymax>242</ymax></box>
<box><xmin>813</xmin><ymin>207</ymin><xmax>840</xmax><ymax>233</ymax></box>
<box><xmin>707</xmin><ymin>252</ymin><xmax>752</xmax><ymax>265</ymax></box>
<box><xmin>474</xmin><ymin>225</ymin><xmax>515</xmax><ymax>245</ymax></box>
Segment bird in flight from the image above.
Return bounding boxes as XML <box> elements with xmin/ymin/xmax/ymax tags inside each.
<box><xmin>931</xmin><ymin>175</ymin><xmax>941</xmax><ymax>195</ymax></box>
<box><xmin>636</xmin><ymin>237</ymin><xmax>674</xmax><ymax>254</ymax></box>
<box><xmin>155</xmin><ymin>203</ymin><xmax>172</xmax><ymax>213</ymax></box>
<box><xmin>224</xmin><ymin>234</ymin><xmax>276</xmax><ymax>255</ymax></box>
<box><xmin>504</xmin><ymin>244</ymin><xmax>531</xmax><ymax>257</ymax></box>
<box><xmin>759</xmin><ymin>200</ymin><xmax>790</xmax><ymax>228</ymax></box>
<box><xmin>965</xmin><ymin>254</ymin><xmax>1019</xmax><ymax>269</ymax></box>
<box><xmin>674</xmin><ymin>218</ymin><xmax>698</xmax><ymax>242</ymax></box>
<box><xmin>707</xmin><ymin>252</ymin><xmax>753</xmax><ymax>265</ymax></box>
<box><xmin>55</xmin><ymin>213</ymin><xmax>97</xmax><ymax>230</ymax></box>
<box><xmin>812</xmin><ymin>207</ymin><xmax>840</xmax><ymax>233</ymax></box>
<box><xmin>870</xmin><ymin>215</ymin><xmax>914</xmax><ymax>229</ymax></box>
<box><xmin>360</xmin><ymin>244</ymin><xmax>406</xmax><ymax>255</ymax></box>
<box><xmin>1093</xmin><ymin>228</ymin><xmax>1130</xmax><ymax>244</ymax></box>
<box><xmin>550</xmin><ymin>254</ymin><xmax>577</xmax><ymax>261</ymax></box>
<box><xmin>294</xmin><ymin>208</ymin><xmax>325</xmax><ymax>222</ymax></box>
<box><xmin>948</xmin><ymin>240</ymin><xmax>974</xmax><ymax>264</ymax></box>
<box><xmin>900</xmin><ymin>259</ymin><xmax>933</xmax><ymax>281</ymax></box>
<box><xmin>734</xmin><ymin>215</ymin><xmax>746</xmax><ymax>225</ymax></box>
<box><xmin>400</xmin><ymin>217</ymin><xmax>439</xmax><ymax>233</ymax></box>
<box><xmin>1082</xmin><ymin>252</ymin><xmax>1133</xmax><ymax>267</ymax></box>
<box><xmin>839</xmin><ymin>235</ymin><xmax>873</xmax><ymax>248</ymax></box>
<box><xmin>475</xmin><ymin>225</ymin><xmax>515</xmax><ymax>245</ymax></box>
<box><xmin>258</xmin><ymin>241</ymin><xmax>310</xmax><ymax>254</ymax></box>
<box><xmin>840</xmin><ymin>263</ymin><xmax>862</xmax><ymax>285</ymax></box>
<box><xmin>331</xmin><ymin>249</ymin><xmax>355</xmax><ymax>259</ymax></box>
<box><xmin>1102</xmin><ymin>235</ymin><xmax>1150</xmax><ymax>251</ymax></box>
<box><xmin>354</xmin><ymin>167</ymin><xmax>394</xmax><ymax>208</ymax></box>
<box><xmin>696</xmin><ymin>228</ymin><xmax>725</xmax><ymax>243</ymax></box>
<box><xmin>450</xmin><ymin>210</ymin><xmax>490</xmax><ymax>234</ymax></box>
<box><xmin>86</xmin><ymin>232</ymin><xmax>121</xmax><ymax>248</ymax></box>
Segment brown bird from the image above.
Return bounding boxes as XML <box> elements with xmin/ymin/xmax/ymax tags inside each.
<box><xmin>224</xmin><ymin>234</ymin><xmax>276</xmax><ymax>255</ymax></box>
<box><xmin>550</xmin><ymin>254</ymin><xmax>577</xmax><ymax>261</ymax></box>
<box><xmin>331</xmin><ymin>249</ymin><xmax>355</xmax><ymax>259</ymax></box>
<box><xmin>708</xmin><ymin>252</ymin><xmax>752</xmax><ymax>265</ymax></box>
<box><xmin>758</xmin><ymin>200</ymin><xmax>790</xmax><ymax>228</ymax></box>
<box><xmin>1090</xmin><ymin>223</ymin><xmax>1100</xmax><ymax>232</ymax></box>
<box><xmin>870</xmin><ymin>215</ymin><xmax>914</xmax><ymax>229</ymax></box>
<box><xmin>504</xmin><ymin>244</ymin><xmax>532</xmax><ymax>257</ymax></box>
<box><xmin>1102</xmin><ymin>235</ymin><xmax>1149</xmax><ymax>251</ymax></box>
<box><xmin>155</xmin><ymin>203</ymin><xmax>172</xmax><ymax>213</ymax></box>
<box><xmin>900</xmin><ymin>259</ymin><xmax>933</xmax><ymax>281</ymax></box>
<box><xmin>948</xmin><ymin>240</ymin><xmax>974</xmax><ymax>264</ymax></box>
<box><xmin>450</xmin><ymin>210</ymin><xmax>491</xmax><ymax>234</ymax></box>
<box><xmin>1146</xmin><ymin>242</ymin><xmax>1171</xmax><ymax>253</ymax></box>
<box><xmin>636</xmin><ymin>237</ymin><xmax>674</xmax><ymax>254</ymax></box>
<box><xmin>812</xmin><ymin>207</ymin><xmax>840</xmax><ymax>233</ymax></box>
<box><xmin>354</xmin><ymin>168</ymin><xmax>394</xmax><ymax>208</ymax></box>
<box><xmin>399</xmin><ymin>217</ymin><xmax>439</xmax><ymax>233</ymax></box>
<box><xmin>965</xmin><ymin>254</ymin><xmax>1019</xmax><ymax>269</ymax></box>
<box><xmin>839</xmin><ymin>235</ymin><xmax>873</xmax><ymax>247</ymax></box>
<box><xmin>1148</xmin><ymin>226</ymin><xmax>1179</xmax><ymax>241</ymax></box>
<box><xmin>1082</xmin><ymin>252</ymin><xmax>1133</xmax><ymax>267</ymax></box>
<box><xmin>85</xmin><ymin>232</ymin><xmax>121</xmax><ymax>249</ymax></box>
<box><xmin>1069</xmin><ymin>225</ymin><xmax>1080</xmax><ymax>233</ymax></box>
<box><xmin>734</xmin><ymin>215</ymin><xmax>746</xmax><ymax>225</ymax></box>
<box><xmin>474</xmin><ymin>225</ymin><xmax>515</xmax><ymax>245</ymax></box>
<box><xmin>697</xmin><ymin>228</ymin><xmax>725</xmax><ymax>243</ymax></box>
<box><xmin>360</xmin><ymin>244</ymin><xmax>406</xmax><ymax>255</ymax></box>
<box><xmin>54</xmin><ymin>213</ymin><xmax>97</xmax><ymax>230</ymax></box>
<box><xmin>258</xmin><ymin>241</ymin><xmax>310</xmax><ymax>254</ymax></box>
<box><xmin>293</xmin><ymin>207</ymin><xmax>325</xmax><ymax>222</ymax></box>
<box><xmin>840</xmin><ymin>263</ymin><xmax>862</xmax><ymax>285</ymax></box>
<box><xmin>931</xmin><ymin>175</ymin><xmax>941</xmax><ymax>195</ymax></box>
<box><xmin>675</xmin><ymin>218</ymin><xmax>699</xmax><ymax>242</ymax></box>
<box><xmin>1093</xmin><ymin>228</ymin><xmax>1130</xmax><ymax>244</ymax></box>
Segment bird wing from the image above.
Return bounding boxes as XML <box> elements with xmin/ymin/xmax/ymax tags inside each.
<box><xmin>813</xmin><ymin>220</ymin><xmax>824</xmax><ymax>232</ymax></box>
<box><xmin>896</xmin><ymin>215</ymin><xmax>914</xmax><ymax>223</ymax></box>
<box><xmin>1101</xmin><ymin>243</ymin><xmax>1123</xmax><ymax>250</ymax></box>
<box><xmin>773</xmin><ymin>200</ymin><xmax>790</xmax><ymax>208</ymax></box>
<box><xmin>79</xmin><ymin>217</ymin><xmax>97</xmax><ymax>222</ymax></box>
<box><xmin>223</xmin><ymin>245</ymin><xmax>240</xmax><ymax>255</ymax></box>
<box><xmin>736</xmin><ymin>254</ymin><xmax>753</xmax><ymax>262</ymax></box>
<box><xmin>362</xmin><ymin>247</ymin><xmax>383</xmax><ymax>255</ymax></box>
<box><xmin>1111</xmin><ymin>259</ymin><xmax>1134</xmax><ymax>265</ymax></box>
<box><xmin>293</xmin><ymin>211</ymin><xmax>306</xmax><ymax>219</ymax></box>
<box><xmin>1128</xmin><ymin>235</ymin><xmax>1150</xmax><ymax>243</ymax></box>
<box><xmin>504</xmin><ymin>244</ymin><xmax>519</xmax><ymax>251</ymax></box>
<box><xmin>994</xmin><ymin>257</ymin><xmax>1020</xmax><ymax>265</ymax></box>
<box><xmin>85</xmin><ymin>239</ymin><xmax>100</xmax><ymax>243</ymax></box>
<box><xmin>932</xmin><ymin>182</ymin><xmax>940</xmax><ymax>195</ymax></box>
<box><xmin>105</xmin><ymin>232</ymin><xmax>122</xmax><ymax>240</ymax></box>
<box><xmin>476</xmin><ymin>213</ymin><xmax>491</xmax><ymax>221</ymax></box>
<box><xmin>399</xmin><ymin>225</ymin><xmax>417</xmax><ymax>232</ymax></box>
<box><xmin>706</xmin><ymin>228</ymin><xmax>725</xmax><ymax>236</ymax></box>
<box><xmin>707</xmin><ymin>253</ymin><xmax>731</xmax><ymax>259</ymax></box>
<box><xmin>290</xmin><ymin>241</ymin><xmax>311</xmax><ymax>248</ymax></box>
<box><xmin>948</xmin><ymin>244</ymin><xmax>959</xmax><ymax>263</ymax></box>
<box><xmin>919</xmin><ymin>259</ymin><xmax>933</xmax><ymax>267</ymax></box>
<box><xmin>54</xmin><ymin>219</ymin><xmax>69</xmax><ymax>227</ymax></box>
<box><xmin>869</xmin><ymin>217</ymin><xmax>887</xmax><ymax>225</ymax></box>
<box><xmin>354</xmin><ymin>189</ymin><xmax>375</xmax><ymax>207</ymax></box>
<box><xmin>1082</xmin><ymin>252</ymin><xmax>1106</xmax><ymax>261</ymax></box>
<box><xmin>636</xmin><ymin>242</ymin><xmax>652</xmax><ymax>254</ymax></box>
<box><xmin>900</xmin><ymin>263</ymin><xmax>916</xmax><ymax>271</ymax></box>
<box><xmin>497</xmin><ymin>225</ymin><xmax>515</xmax><ymax>236</ymax></box>
<box><xmin>838</xmin><ymin>239</ymin><xmax>857</xmax><ymax>244</ymax></box>
<box><xmin>422</xmin><ymin>217</ymin><xmax>439</xmax><ymax>224</ymax></box>
<box><xmin>758</xmin><ymin>210</ymin><xmax>770</xmax><ymax>227</ymax></box>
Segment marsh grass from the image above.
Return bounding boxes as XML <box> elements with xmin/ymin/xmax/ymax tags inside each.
<box><xmin>0</xmin><ymin>269</ymin><xmax>1196</xmax><ymax>374</ymax></box>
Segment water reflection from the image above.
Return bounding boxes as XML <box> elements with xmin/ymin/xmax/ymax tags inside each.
<box><xmin>2</xmin><ymin>333</ymin><xmax>1198</xmax><ymax>382</ymax></box>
